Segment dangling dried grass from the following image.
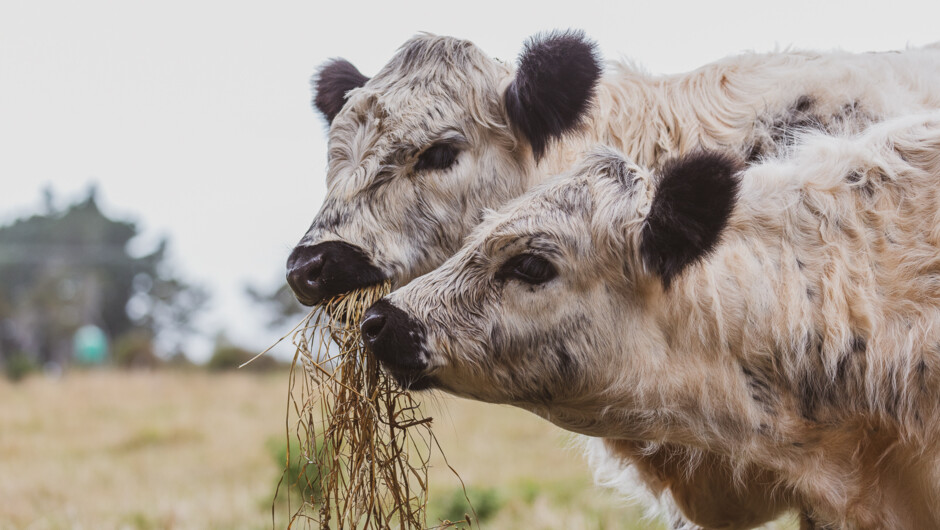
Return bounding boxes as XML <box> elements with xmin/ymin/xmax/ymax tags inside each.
<box><xmin>275</xmin><ymin>283</ymin><xmax>467</xmax><ymax>529</ymax></box>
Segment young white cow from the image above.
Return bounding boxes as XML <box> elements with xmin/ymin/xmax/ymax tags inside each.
<box><xmin>362</xmin><ymin>112</ymin><xmax>940</xmax><ymax>529</ymax></box>
<box><xmin>290</xmin><ymin>33</ymin><xmax>940</xmax><ymax>528</ymax></box>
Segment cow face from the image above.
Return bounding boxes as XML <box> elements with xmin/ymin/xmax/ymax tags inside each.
<box><xmin>362</xmin><ymin>147</ymin><xmax>740</xmax><ymax>436</ymax></box>
<box><xmin>288</xmin><ymin>32</ymin><xmax>602</xmax><ymax>305</ymax></box>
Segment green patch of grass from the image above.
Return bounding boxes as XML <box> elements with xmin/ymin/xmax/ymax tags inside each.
<box><xmin>431</xmin><ymin>485</ymin><xmax>505</xmax><ymax>526</ymax></box>
<box><xmin>267</xmin><ymin>436</ymin><xmax>333</xmax><ymax>508</ymax></box>
<box><xmin>121</xmin><ymin>511</ymin><xmax>159</xmax><ymax>530</ymax></box>
<box><xmin>513</xmin><ymin>478</ymin><xmax>541</xmax><ymax>505</ymax></box>
<box><xmin>114</xmin><ymin>426</ymin><xmax>203</xmax><ymax>452</ymax></box>
<box><xmin>504</xmin><ymin>475</ymin><xmax>594</xmax><ymax>506</ymax></box>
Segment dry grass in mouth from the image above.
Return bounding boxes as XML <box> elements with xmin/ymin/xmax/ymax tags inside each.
<box><xmin>273</xmin><ymin>282</ymin><xmax>467</xmax><ymax>529</ymax></box>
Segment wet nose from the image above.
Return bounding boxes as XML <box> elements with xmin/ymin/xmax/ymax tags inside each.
<box><xmin>361</xmin><ymin>299</ymin><xmax>427</xmax><ymax>373</ymax></box>
<box><xmin>286</xmin><ymin>241</ymin><xmax>385</xmax><ymax>306</ymax></box>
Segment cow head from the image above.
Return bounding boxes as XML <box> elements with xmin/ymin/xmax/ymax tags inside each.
<box><xmin>288</xmin><ymin>31</ymin><xmax>602</xmax><ymax>305</ymax></box>
<box><xmin>361</xmin><ymin>147</ymin><xmax>741</xmax><ymax>436</ymax></box>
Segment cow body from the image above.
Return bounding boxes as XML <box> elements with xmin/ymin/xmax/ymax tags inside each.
<box><xmin>297</xmin><ymin>34</ymin><xmax>940</xmax><ymax>528</ymax></box>
<box><xmin>365</xmin><ymin>113</ymin><xmax>940</xmax><ymax>528</ymax></box>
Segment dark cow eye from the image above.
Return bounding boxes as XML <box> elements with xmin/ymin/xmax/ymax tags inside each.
<box><xmin>415</xmin><ymin>143</ymin><xmax>459</xmax><ymax>172</ymax></box>
<box><xmin>496</xmin><ymin>254</ymin><xmax>558</xmax><ymax>285</ymax></box>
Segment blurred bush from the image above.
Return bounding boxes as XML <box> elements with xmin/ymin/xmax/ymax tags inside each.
<box><xmin>207</xmin><ymin>343</ymin><xmax>279</xmax><ymax>372</ymax></box>
<box><xmin>111</xmin><ymin>330</ymin><xmax>159</xmax><ymax>369</ymax></box>
<box><xmin>3</xmin><ymin>351</ymin><xmax>38</xmax><ymax>382</ymax></box>
<box><xmin>163</xmin><ymin>351</ymin><xmax>196</xmax><ymax>370</ymax></box>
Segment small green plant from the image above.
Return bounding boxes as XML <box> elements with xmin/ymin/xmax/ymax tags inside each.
<box><xmin>4</xmin><ymin>352</ymin><xmax>37</xmax><ymax>382</ymax></box>
<box><xmin>269</xmin><ymin>437</ymin><xmax>332</xmax><ymax>506</ymax></box>
<box><xmin>433</xmin><ymin>486</ymin><xmax>504</xmax><ymax>525</ymax></box>
<box><xmin>515</xmin><ymin>478</ymin><xmax>541</xmax><ymax>504</ymax></box>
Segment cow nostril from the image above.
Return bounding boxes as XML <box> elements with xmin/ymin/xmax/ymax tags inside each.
<box><xmin>286</xmin><ymin>250</ymin><xmax>327</xmax><ymax>305</ymax></box>
<box><xmin>360</xmin><ymin>313</ymin><xmax>387</xmax><ymax>345</ymax></box>
<box><xmin>305</xmin><ymin>254</ymin><xmax>324</xmax><ymax>281</ymax></box>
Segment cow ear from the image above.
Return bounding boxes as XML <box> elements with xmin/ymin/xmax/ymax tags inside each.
<box><xmin>313</xmin><ymin>58</ymin><xmax>369</xmax><ymax>124</ymax></box>
<box><xmin>504</xmin><ymin>30</ymin><xmax>602</xmax><ymax>161</ymax></box>
<box><xmin>640</xmin><ymin>151</ymin><xmax>741</xmax><ymax>288</ymax></box>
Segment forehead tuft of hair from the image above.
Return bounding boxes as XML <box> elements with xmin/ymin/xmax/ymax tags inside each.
<box><xmin>640</xmin><ymin>151</ymin><xmax>742</xmax><ymax>289</ymax></box>
<box><xmin>577</xmin><ymin>146</ymin><xmax>637</xmax><ymax>186</ymax></box>
<box><xmin>373</xmin><ymin>33</ymin><xmax>493</xmax><ymax>84</ymax></box>
<box><xmin>357</xmin><ymin>33</ymin><xmax>510</xmax><ymax>133</ymax></box>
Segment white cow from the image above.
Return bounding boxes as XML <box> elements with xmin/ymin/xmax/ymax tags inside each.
<box><xmin>364</xmin><ymin>112</ymin><xmax>940</xmax><ymax>529</ymax></box>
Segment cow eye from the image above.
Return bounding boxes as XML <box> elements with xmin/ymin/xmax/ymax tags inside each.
<box><xmin>415</xmin><ymin>143</ymin><xmax>459</xmax><ymax>172</ymax></box>
<box><xmin>496</xmin><ymin>254</ymin><xmax>558</xmax><ymax>285</ymax></box>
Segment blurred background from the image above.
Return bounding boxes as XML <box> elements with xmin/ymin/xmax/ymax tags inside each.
<box><xmin>1</xmin><ymin>0</ymin><xmax>938</xmax><ymax>528</ymax></box>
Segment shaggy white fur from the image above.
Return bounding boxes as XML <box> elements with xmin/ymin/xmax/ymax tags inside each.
<box><xmin>386</xmin><ymin>112</ymin><xmax>940</xmax><ymax>528</ymax></box>
<box><xmin>303</xmin><ymin>33</ymin><xmax>940</xmax><ymax>528</ymax></box>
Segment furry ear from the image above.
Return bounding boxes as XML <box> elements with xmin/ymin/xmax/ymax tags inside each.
<box><xmin>312</xmin><ymin>58</ymin><xmax>369</xmax><ymax>124</ymax></box>
<box><xmin>640</xmin><ymin>151</ymin><xmax>742</xmax><ymax>288</ymax></box>
<box><xmin>504</xmin><ymin>30</ymin><xmax>602</xmax><ymax>161</ymax></box>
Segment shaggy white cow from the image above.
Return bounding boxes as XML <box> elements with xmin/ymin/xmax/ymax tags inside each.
<box><xmin>363</xmin><ymin>112</ymin><xmax>940</xmax><ymax>529</ymax></box>
<box><xmin>289</xmin><ymin>32</ymin><xmax>940</xmax><ymax>528</ymax></box>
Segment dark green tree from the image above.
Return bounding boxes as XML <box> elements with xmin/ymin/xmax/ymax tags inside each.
<box><xmin>0</xmin><ymin>187</ymin><xmax>207</xmax><ymax>367</ymax></box>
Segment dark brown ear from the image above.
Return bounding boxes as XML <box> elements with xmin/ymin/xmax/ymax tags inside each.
<box><xmin>503</xmin><ymin>30</ymin><xmax>602</xmax><ymax>161</ymax></box>
<box><xmin>640</xmin><ymin>151</ymin><xmax>742</xmax><ymax>288</ymax></box>
<box><xmin>312</xmin><ymin>58</ymin><xmax>369</xmax><ymax>124</ymax></box>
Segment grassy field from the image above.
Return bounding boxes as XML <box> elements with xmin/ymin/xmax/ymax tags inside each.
<box><xmin>0</xmin><ymin>370</ymin><xmax>797</xmax><ymax>529</ymax></box>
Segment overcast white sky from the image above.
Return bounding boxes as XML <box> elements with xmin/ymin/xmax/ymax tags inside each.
<box><xmin>2</xmin><ymin>0</ymin><xmax>938</xmax><ymax>361</ymax></box>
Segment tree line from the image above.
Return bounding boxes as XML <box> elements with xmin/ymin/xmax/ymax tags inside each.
<box><xmin>0</xmin><ymin>187</ymin><xmax>304</xmax><ymax>378</ymax></box>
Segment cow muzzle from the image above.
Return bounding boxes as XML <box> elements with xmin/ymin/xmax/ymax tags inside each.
<box><xmin>286</xmin><ymin>241</ymin><xmax>386</xmax><ymax>306</ymax></box>
<box><xmin>361</xmin><ymin>299</ymin><xmax>435</xmax><ymax>390</ymax></box>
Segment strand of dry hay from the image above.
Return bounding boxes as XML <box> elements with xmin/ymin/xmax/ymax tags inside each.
<box><xmin>277</xmin><ymin>283</ymin><xmax>469</xmax><ymax>529</ymax></box>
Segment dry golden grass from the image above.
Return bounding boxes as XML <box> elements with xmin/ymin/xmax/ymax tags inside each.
<box><xmin>0</xmin><ymin>370</ymin><xmax>796</xmax><ymax>529</ymax></box>
<box><xmin>285</xmin><ymin>283</ymin><xmax>437</xmax><ymax>529</ymax></box>
<box><xmin>0</xmin><ymin>370</ymin><xmax>286</xmax><ymax>530</ymax></box>
<box><xmin>420</xmin><ymin>395</ymin><xmax>663</xmax><ymax>530</ymax></box>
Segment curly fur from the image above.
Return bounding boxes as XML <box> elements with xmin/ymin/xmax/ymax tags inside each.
<box><xmin>386</xmin><ymin>113</ymin><xmax>940</xmax><ymax>528</ymax></box>
<box><xmin>297</xmin><ymin>32</ymin><xmax>940</xmax><ymax>528</ymax></box>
